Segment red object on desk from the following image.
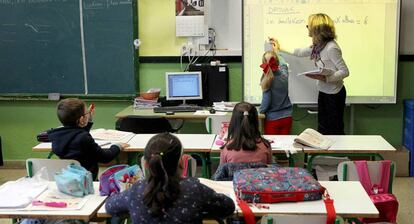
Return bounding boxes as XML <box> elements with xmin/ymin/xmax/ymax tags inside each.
<box><xmin>32</xmin><ymin>200</ymin><xmax>67</xmax><ymax>208</ymax></box>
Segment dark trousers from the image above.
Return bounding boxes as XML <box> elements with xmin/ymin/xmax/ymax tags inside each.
<box><xmin>318</xmin><ymin>86</ymin><xmax>346</xmax><ymax>135</ymax></box>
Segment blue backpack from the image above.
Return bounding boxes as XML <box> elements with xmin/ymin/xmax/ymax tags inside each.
<box><xmin>54</xmin><ymin>164</ymin><xmax>94</xmax><ymax>197</ymax></box>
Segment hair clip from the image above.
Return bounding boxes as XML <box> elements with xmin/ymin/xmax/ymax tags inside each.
<box><xmin>243</xmin><ymin>111</ymin><xmax>249</xmax><ymax>116</ymax></box>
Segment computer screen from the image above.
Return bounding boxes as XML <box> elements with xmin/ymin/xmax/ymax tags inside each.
<box><xmin>166</xmin><ymin>72</ymin><xmax>203</xmax><ymax>101</ymax></box>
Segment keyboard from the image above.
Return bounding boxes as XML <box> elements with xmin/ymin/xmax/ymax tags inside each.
<box><xmin>154</xmin><ymin>106</ymin><xmax>204</xmax><ymax>113</ymax></box>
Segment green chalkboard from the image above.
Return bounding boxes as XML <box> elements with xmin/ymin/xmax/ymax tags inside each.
<box><xmin>0</xmin><ymin>0</ymin><xmax>136</xmax><ymax>95</ymax></box>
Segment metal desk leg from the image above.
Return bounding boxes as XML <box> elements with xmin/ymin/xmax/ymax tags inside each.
<box><xmin>127</xmin><ymin>152</ymin><xmax>143</xmax><ymax>165</ymax></box>
<box><xmin>191</xmin><ymin>152</ymin><xmax>210</xmax><ymax>178</ymax></box>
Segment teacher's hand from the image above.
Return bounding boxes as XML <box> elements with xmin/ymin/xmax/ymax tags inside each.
<box><xmin>268</xmin><ymin>37</ymin><xmax>280</xmax><ymax>53</ymax></box>
<box><xmin>305</xmin><ymin>74</ymin><xmax>326</xmax><ymax>82</ymax></box>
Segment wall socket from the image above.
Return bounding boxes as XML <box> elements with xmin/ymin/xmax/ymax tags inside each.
<box><xmin>181</xmin><ymin>42</ymin><xmax>194</xmax><ymax>55</ymax></box>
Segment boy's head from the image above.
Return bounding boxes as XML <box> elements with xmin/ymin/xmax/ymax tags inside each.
<box><xmin>57</xmin><ymin>98</ymin><xmax>87</xmax><ymax>127</ymax></box>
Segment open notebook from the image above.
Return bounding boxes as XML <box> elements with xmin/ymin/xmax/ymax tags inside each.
<box><xmin>90</xmin><ymin>129</ymin><xmax>134</xmax><ymax>142</ymax></box>
<box><xmin>294</xmin><ymin>128</ymin><xmax>334</xmax><ymax>150</ymax></box>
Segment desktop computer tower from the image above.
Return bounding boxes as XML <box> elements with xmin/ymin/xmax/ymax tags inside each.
<box><xmin>188</xmin><ymin>64</ymin><xmax>229</xmax><ymax>106</ymax></box>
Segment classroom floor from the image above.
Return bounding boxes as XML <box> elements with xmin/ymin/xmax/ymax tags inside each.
<box><xmin>0</xmin><ymin>168</ymin><xmax>413</xmax><ymax>224</ymax></box>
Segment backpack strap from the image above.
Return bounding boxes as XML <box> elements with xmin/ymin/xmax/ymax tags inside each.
<box><xmin>323</xmin><ymin>189</ymin><xmax>336</xmax><ymax>224</ymax></box>
<box><xmin>378</xmin><ymin>160</ymin><xmax>391</xmax><ymax>194</ymax></box>
<box><xmin>181</xmin><ymin>154</ymin><xmax>190</xmax><ymax>178</ymax></box>
<box><xmin>354</xmin><ymin>160</ymin><xmax>373</xmax><ymax>194</ymax></box>
<box><xmin>236</xmin><ymin>195</ymin><xmax>256</xmax><ymax>224</ymax></box>
<box><xmin>355</xmin><ymin>160</ymin><xmax>391</xmax><ymax>195</ymax></box>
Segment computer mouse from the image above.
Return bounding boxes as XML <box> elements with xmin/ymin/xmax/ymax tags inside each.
<box><xmin>209</xmin><ymin>108</ymin><xmax>216</xmax><ymax>114</ymax></box>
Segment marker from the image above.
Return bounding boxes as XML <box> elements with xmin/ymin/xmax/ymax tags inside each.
<box><xmin>90</xmin><ymin>103</ymin><xmax>95</xmax><ymax>113</ymax></box>
<box><xmin>32</xmin><ymin>200</ymin><xmax>67</xmax><ymax>208</ymax></box>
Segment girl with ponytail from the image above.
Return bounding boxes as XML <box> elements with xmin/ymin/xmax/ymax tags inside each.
<box><xmin>106</xmin><ymin>133</ymin><xmax>235</xmax><ymax>223</ymax></box>
<box><xmin>219</xmin><ymin>102</ymin><xmax>272</xmax><ymax>165</ymax></box>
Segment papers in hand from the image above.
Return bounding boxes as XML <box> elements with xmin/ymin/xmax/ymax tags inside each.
<box><xmin>294</xmin><ymin>128</ymin><xmax>334</xmax><ymax>150</ymax></box>
<box><xmin>297</xmin><ymin>67</ymin><xmax>335</xmax><ymax>77</ymax></box>
<box><xmin>90</xmin><ymin>129</ymin><xmax>134</xmax><ymax>142</ymax></box>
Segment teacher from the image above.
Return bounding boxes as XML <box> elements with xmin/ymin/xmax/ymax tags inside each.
<box><xmin>272</xmin><ymin>13</ymin><xmax>349</xmax><ymax>135</ymax></box>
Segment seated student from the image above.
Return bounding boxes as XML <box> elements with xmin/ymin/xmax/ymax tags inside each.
<box><xmin>48</xmin><ymin>98</ymin><xmax>128</xmax><ymax>180</ymax></box>
<box><xmin>106</xmin><ymin>133</ymin><xmax>235</xmax><ymax>224</ymax></box>
<box><xmin>220</xmin><ymin>102</ymin><xmax>272</xmax><ymax>165</ymax></box>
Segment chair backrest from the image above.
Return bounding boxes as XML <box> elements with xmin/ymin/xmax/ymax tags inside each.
<box><xmin>337</xmin><ymin>160</ymin><xmax>396</xmax><ymax>193</ymax></box>
<box><xmin>205</xmin><ymin>115</ymin><xmax>231</xmax><ymax>134</ymax></box>
<box><xmin>140</xmin><ymin>155</ymin><xmax>197</xmax><ymax>177</ymax></box>
<box><xmin>26</xmin><ymin>158</ymin><xmax>80</xmax><ymax>181</ymax></box>
<box><xmin>116</xmin><ymin>115</ymin><xmax>175</xmax><ymax>134</ymax></box>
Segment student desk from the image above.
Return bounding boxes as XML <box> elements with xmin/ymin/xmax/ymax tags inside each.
<box><xmin>96</xmin><ymin>179</ymin><xmax>379</xmax><ymax>219</ymax></box>
<box><xmin>114</xmin><ymin>105</ymin><xmax>266</xmax><ymax>124</ymax></box>
<box><xmin>302</xmin><ymin>135</ymin><xmax>396</xmax><ymax>172</ymax></box>
<box><xmin>200</xmin><ymin>179</ymin><xmax>378</xmax><ymax>218</ymax></box>
<box><xmin>33</xmin><ymin>134</ymin><xmax>217</xmax><ymax>178</ymax></box>
<box><xmin>0</xmin><ymin>182</ymin><xmax>106</xmax><ymax>221</ymax></box>
<box><xmin>211</xmin><ymin>135</ymin><xmax>396</xmax><ymax>171</ymax></box>
<box><xmin>115</xmin><ymin>106</ymin><xmax>212</xmax><ymax>120</ymax></box>
<box><xmin>126</xmin><ymin>134</ymin><xmax>216</xmax><ymax>177</ymax></box>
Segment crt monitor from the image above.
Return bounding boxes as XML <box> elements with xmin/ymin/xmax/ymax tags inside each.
<box><xmin>166</xmin><ymin>71</ymin><xmax>203</xmax><ymax>104</ymax></box>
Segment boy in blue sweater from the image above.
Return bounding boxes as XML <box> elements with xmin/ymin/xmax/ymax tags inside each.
<box><xmin>48</xmin><ymin>98</ymin><xmax>128</xmax><ymax>180</ymax></box>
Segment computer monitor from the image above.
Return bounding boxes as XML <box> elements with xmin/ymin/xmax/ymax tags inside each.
<box><xmin>166</xmin><ymin>71</ymin><xmax>203</xmax><ymax>105</ymax></box>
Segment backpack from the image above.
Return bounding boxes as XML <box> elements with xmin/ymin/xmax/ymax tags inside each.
<box><xmin>354</xmin><ymin>160</ymin><xmax>399</xmax><ymax>223</ymax></box>
<box><xmin>99</xmin><ymin>164</ymin><xmax>144</xmax><ymax>196</ymax></box>
<box><xmin>211</xmin><ymin>162</ymin><xmax>270</xmax><ymax>181</ymax></box>
<box><xmin>233</xmin><ymin>167</ymin><xmax>336</xmax><ymax>224</ymax></box>
<box><xmin>36</xmin><ymin>130</ymin><xmax>50</xmax><ymax>142</ymax></box>
<box><xmin>54</xmin><ymin>164</ymin><xmax>94</xmax><ymax>197</ymax></box>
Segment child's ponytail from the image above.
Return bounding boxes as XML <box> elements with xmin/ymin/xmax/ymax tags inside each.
<box><xmin>143</xmin><ymin>133</ymin><xmax>182</xmax><ymax>216</ymax></box>
<box><xmin>260</xmin><ymin>51</ymin><xmax>279</xmax><ymax>91</ymax></box>
<box><xmin>225</xmin><ymin>102</ymin><xmax>262</xmax><ymax>151</ymax></box>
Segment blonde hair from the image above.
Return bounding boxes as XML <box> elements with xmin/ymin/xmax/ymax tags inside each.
<box><xmin>260</xmin><ymin>51</ymin><xmax>279</xmax><ymax>91</ymax></box>
<box><xmin>262</xmin><ymin>51</ymin><xmax>278</xmax><ymax>64</ymax></box>
<box><xmin>308</xmin><ymin>13</ymin><xmax>336</xmax><ymax>45</ymax></box>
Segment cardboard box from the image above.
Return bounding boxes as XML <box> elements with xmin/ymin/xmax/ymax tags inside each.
<box><xmin>379</xmin><ymin>147</ymin><xmax>410</xmax><ymax>177</ymax></box>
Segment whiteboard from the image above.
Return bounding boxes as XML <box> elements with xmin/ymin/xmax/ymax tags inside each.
<box><xmin>243</xmin><ymin>0</ymin><xmax>400</xmax><ymax>105</ymax></box>
<box><xmin>207</xmin><ymin>0</ymin><xmax>413</xmax><ymax>55</ymax></box>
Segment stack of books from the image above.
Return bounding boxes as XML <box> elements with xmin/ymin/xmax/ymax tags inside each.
<box><xmin>213</xmin><ymin>101</ymin><xmax>237</xmax><ymax>112</ymax></box>
<box><xmin>133</xmin><ymin>97</ymin><xmax>161</xmax><ymax>109</ymax></box>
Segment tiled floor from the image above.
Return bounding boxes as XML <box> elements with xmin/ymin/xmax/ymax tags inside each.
<box><xmin>0</xmin><ymin>168</ymin><xmax>413</xmax><ymax>223</ymax></box>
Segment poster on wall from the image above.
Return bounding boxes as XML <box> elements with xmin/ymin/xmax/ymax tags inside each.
<box><xmin>175</xmin><ymin>0</ymin><xmax>205</xmax><ymax>36</ymax></box>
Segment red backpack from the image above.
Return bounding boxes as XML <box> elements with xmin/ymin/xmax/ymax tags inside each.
<box><xmin>354</xmin><ymin>160</ymin><xmax>399</xmax><ymax>223</ymax></box>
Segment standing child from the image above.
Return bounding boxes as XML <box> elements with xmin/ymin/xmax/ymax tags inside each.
<box><xmin>220</xmin><ymin>102</ymin><xmax>272</xmax><ymax>165</ymax></box>
<box><xmin>259</xmin><ymin>50</ymin><xmax>293</xmax><ymax>135</ymax></box>
<box><xmin>48</xmin><ymin>98</ymin><xmax>128</xmax><ymax>180</ymax></box>
<box><xmin>106</xmin><ymin>133</ymin><xmax>235</xmax><ymax>223</ymax></box>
